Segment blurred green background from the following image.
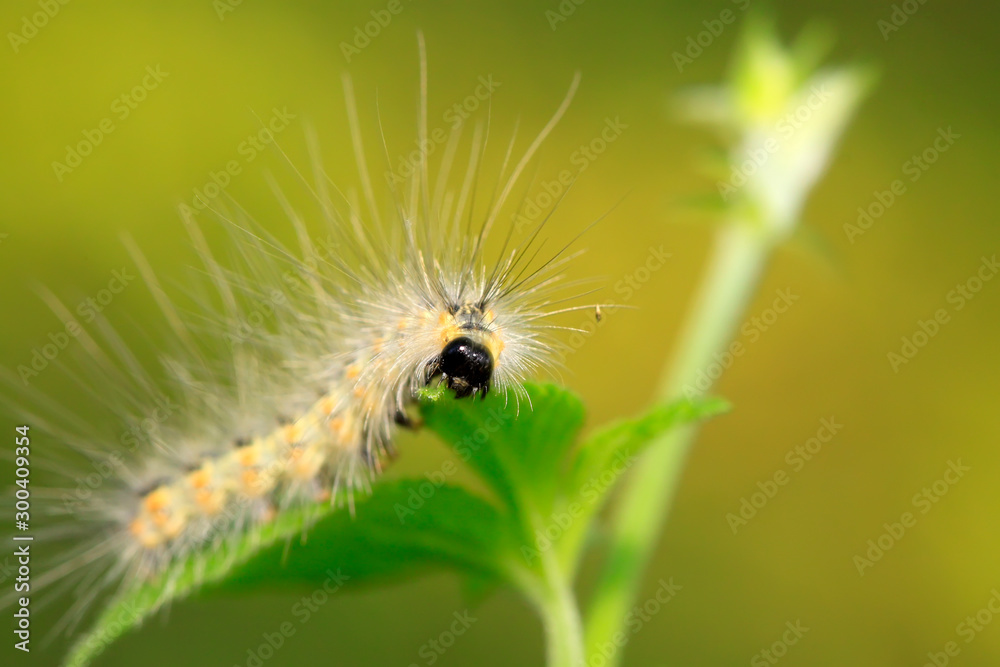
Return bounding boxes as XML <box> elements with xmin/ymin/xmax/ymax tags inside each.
<box><xmin>2</xmin><ymin>0</ymin><xmax>998</xmax><ymax>665</ymax></box>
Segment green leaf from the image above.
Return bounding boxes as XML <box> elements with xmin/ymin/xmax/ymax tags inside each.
<box><xmin>63</xmin><ymin>383</ymin><xmax>727</xmax><ymax>667</ymax></box>
<box><xmin>533</xmin><ymin>395</ymin><xmax>731</xmax><ymax>569</ymax></box>
<box><xmin>420</xmin><ymin>382</ymin><xmax>586</xmax><ymax>526</ymax></box>
<box><xmin>223</xmin><ymin>481</ymin><xmax>518</xmax><ymax>590</ymax></box>
<box><xmin>423</xmin><ymin>384</ymin><xmax>727</xmax><ymax>575</ymax></box>
<box><xmin>569</xmin><ymin>396</ymin><xmax>730</xmax><ymax>502</ymax></box>
<box><xmin>64</xmin><ymin>481</ymin><xmax>516</xmax><ymax>667</ymax></box>
<box><xmin>65</xmin><ymin>382</ymin><xmax>583</xmax><ymax>667</ymax></box>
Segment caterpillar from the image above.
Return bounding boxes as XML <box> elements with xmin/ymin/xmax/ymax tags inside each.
<box><xmin>5</xmin><ymin>36</ymin><xmax>597</xmax><ymax>644</ymax></box>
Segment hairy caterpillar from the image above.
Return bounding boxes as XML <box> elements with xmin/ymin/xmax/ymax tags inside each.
<box><xmin>4</xmin><ymin>36</ymin><xmax>599</xmax><ymax>645</ymax></box>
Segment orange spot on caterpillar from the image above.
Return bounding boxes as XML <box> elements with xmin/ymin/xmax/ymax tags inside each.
<box><xmin>237</xmin><ymin>445</ymin><xmax>260</xmax><ymax>467</ymax></box>
<box><xmin>188</xmin><ymin>469</ymin><xmax>210</xmax><ymax>489</ymax></box>
<box><xmin>151</xmin><ymin>509</ymin><xmax>171</xmax><ymax>528</ymax></box>
<box><xmin>293</xmin><ymin>462</ymin><xmax>319</xmax><ymax>479</ymax></box>
<box><xmin>140</xmin><ymin>487</ymin><xmax>180</xmax><ymax>537</ymax></box>
<box><xmin>139</xmin><ymin>534</ymin><xmax>162</xmax><ymax>549</ymax></box>
<box><xmin>195</xmin><ymin>489</ymin><xmax>222</xmax><ymax>514</ymax></box>
<box><xmin>28</xmin><ymin>65</ymin><xmax>588</xmax><ymax>611</ymax></box>
<box><xmin>144</xmin><ymin>488</ymin><xmax>169</xmax><ymax>513</ymax></box>
<box><xmin>162</xmin><ymin>515</ymin><xmax>185</xmax><ymax>539</ymax></box>
<box><xmin>129</xmin><ymin>518</ymin><xmax>161</xmax><ymax>549</ymax></box>
<box><xmin>242</xmin><ymin>469</ymin><xmax>259</xmax><ymax>490</ymax></box>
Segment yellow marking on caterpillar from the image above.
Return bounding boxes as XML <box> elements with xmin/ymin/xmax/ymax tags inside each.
<box><xmin>485</xmin><ymin>330</ymin><xmax>505</xmax><ymax>361</ymax></box>
<box><xmin>440</xmin><ymin>325</ymin><xmax>462</xmax><ymax>344</ymax></box>
<box><xmin>129</xmin><ymin>518</ymin><xmax>162</xmax><ymax>549</ymax></box>
<box><xmin>290</xmin><ymin>446</ymin><xmax>323</xmax><ymax>479</ymax></box>
<box><xmin>121</xmin><ymin>287</ymin><xmax>521</xmax><ymax>555</ymax></box>
<box><xmin>194</xmin><ymin>489</ymin><xmax>223</xmax><ymax>514</ymax></box>
<box><xmin>144</xmin><ymin>488</ymin><xmax>169</xmax><ymax>513</ymax></box>
<box><xmin>241</xmin><ymin>469</ymin><xmax>261</xmax><ymax>493</ymax></box>
<box><xmin>333</xmin><ymin>414</ymin><xmax>358</xmax><ymax>449</ymax></box>
<box><xmin>188</xmin><ymin>468</ymin><xmax>210</xmax><ymax>489</ymax></box>
<box><xmin>162</xmin><ymin>515</ymin><xmax>186</xmax><ymax>539</ymax></box>
<box><xmin>236</xmin><ymin>445</ymin><xmax>259</xmax><ymax>467</ymax></box>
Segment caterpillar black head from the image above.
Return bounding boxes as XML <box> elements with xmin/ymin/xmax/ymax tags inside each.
<box><xmin>428</xmin><ymin>336</ymin><xmax>493</xmax><ymax>399</ymax></box>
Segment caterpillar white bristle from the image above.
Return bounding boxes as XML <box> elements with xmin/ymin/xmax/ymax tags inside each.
<box><xmin>3</xmin><ymin>35</ymin><xmax>605</xmax><ymax>639</ymax></box>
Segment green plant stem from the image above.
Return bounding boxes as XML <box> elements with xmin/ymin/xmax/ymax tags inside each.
<box><xmin>584</xmin><ymin>222</ymin><xmax>773</xmax><ymax>665</ymax></box>
<box><xmin>530</xmin><ymin>516</ymin><xmax>587</xmax><ymax>667</ymax></box>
